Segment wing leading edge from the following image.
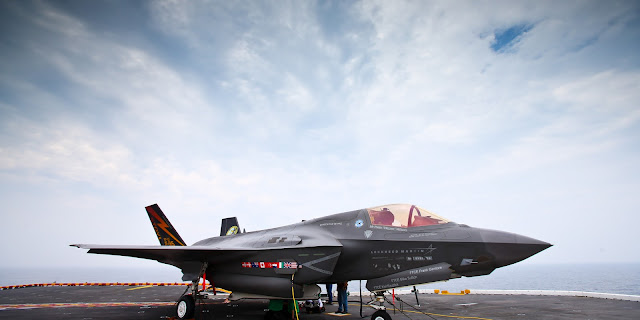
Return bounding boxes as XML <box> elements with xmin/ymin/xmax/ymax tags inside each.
<box><xmin>71</xmin><ymin>243</ymin><xmax>339</xmax><ymax>267</ymax></box>
<box><xmin>70</xmin><ymin>244</ymin><xmax>253</xmax><ymax>266</ymax></box>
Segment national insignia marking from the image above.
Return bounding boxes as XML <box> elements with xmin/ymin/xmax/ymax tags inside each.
<box><xmin>355</xmin><ymin>219</ymin><xmax>364</xmax><ymax>228</ymax></box>
<box><xmin>242</xmin><ymin>261</ymin><xmax>298</xmax><ymax>269</ymax></box>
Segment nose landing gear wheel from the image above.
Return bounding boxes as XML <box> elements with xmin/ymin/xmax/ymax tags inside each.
<box><xmin>177</xmin><ymin>295</ymin><xmax>195</xmax><ymax>319</ymax></box>
<box><xmin>371</xmin><ymin>310</ymin><xmax>391</xmax><ymax>320</ymax></box>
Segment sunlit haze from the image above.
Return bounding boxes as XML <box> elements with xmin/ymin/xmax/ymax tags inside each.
<box><xmin>1</xmin><ymin>1</ymin><xmax>639</xmax><ymax>270</ymax></box>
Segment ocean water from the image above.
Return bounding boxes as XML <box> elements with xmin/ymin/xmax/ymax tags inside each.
<box><xmin>371</xmin><ymin>263</ymin><xmax>640</xmax><ymax>296</ymax></box>
<box><xmin>1</xmin><ymin>263</ymin><xmax>638</xmax><ymax>296</ymax></box>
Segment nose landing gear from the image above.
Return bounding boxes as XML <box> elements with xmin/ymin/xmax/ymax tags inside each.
<box><xmin>368</xmin><ymin>291</ymin><xmax>391</xmax><ymax>320</ymax></box>
<box><xmin>371</xmin><ymin>309</ymin><xmax>392</xmax><ymax>320</ymax></box>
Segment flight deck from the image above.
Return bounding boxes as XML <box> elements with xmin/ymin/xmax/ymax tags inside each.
<box><xmin>1</xmin><ymin>284</ymin><xmax>639</xmax><ymax>320</ymax></box>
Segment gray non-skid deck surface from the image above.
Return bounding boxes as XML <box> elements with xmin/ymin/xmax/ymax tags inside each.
<box><xmin>1</xmin><ymin>286</ymin><xmax>639</xmax><ymax>319</ymax></box>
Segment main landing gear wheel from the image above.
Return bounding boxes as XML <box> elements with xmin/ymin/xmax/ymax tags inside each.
<box><xmin>177</xmin><ymin>295</ymin><xmax>195</xmax><ymax>319</ymax></box>
<box><xmin>371</xmin><ymin>310</ymin><xmax>392</xmax><ymax>320</ymax></box>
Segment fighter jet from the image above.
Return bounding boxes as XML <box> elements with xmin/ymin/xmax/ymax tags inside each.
<box><xmin>73</xmin><ymin>203</ymin><xmax>551</xmax><ymax>319</ymax></box>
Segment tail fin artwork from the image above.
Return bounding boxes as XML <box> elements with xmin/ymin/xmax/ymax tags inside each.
<box><xmin>145</xmin><ymin>204</ymin><xmax>186</xmax><ymax>246</ymax></box>
<box><xmin>220</xmin><ymin>217</ymin><xmax>240</xmax><ymax>236</ymax></box>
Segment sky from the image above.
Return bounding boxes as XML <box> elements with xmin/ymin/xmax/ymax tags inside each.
<box><xmin>0</xmin><ymin>0</ymin><xmax>639</xmax><ymax>271</ymax></box>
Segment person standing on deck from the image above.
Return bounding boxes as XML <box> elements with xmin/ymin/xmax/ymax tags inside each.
<box><xmin>325</xmin><ymin>283</ymin><xmax>333</xmax><ymax>304</ymax></box>
<box><xmin>336</xmin><ymin>281</ymin><xmax>348</xmax><ymax>314</ymax></box>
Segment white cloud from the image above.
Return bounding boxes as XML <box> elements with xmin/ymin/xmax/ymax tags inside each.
<box><xmin>553</xmin><ymin>71</ymin><xmax>640</xmax><ymax>113</ymax></box>
<box><xmin>0</xmin><ymin>117</ymin><xmax>133</xmax><ymax>184</ymax></box>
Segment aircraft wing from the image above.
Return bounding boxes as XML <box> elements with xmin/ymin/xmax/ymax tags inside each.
<box><xmin>72</xmin><ymin>241</ymin><xmax>342</xmax><ymax>264</ymax></box>
<box><xmin>74</xmin><ymin>204</ymin><xmax>345</xmax><ymax>284</ymax></box>
<box><xmin>70</xmin><ymin>244</ymin><xmax>262</xmax><ymax>266</ymax></box>
<box><xmin>72</xmin><ymin>237</ymin><xmax>344</xmax><ymax>282</ymax></box>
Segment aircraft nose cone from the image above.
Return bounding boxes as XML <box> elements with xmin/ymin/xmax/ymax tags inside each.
<box><xmin>481</xmin><ymin>229</ymin><xmax>552</xmax><ymax>268</ymax></box>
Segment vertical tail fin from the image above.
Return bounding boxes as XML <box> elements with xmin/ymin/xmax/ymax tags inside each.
<box><xmin>220</xmin><ymin>217</ymin><xmax>240</xmax><ymax>236</ymax></box>
<box><xmin>145</xmin><ymin>204</ymin><xmax>186</xmax><ymax>246</ymax></box>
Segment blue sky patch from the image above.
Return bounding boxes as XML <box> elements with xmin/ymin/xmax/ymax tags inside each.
<box><xmin>491</xmin><ymin>24</ymin><xmax>534</xmax><ymax>52</ymax></box>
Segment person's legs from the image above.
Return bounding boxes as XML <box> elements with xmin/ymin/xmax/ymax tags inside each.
<box><xmin>336</xmin><ymin>289</ymin><xmax>343</xmax><ymax>312</ymax></box>
<box><xmin>326</xmin><ymin>284</ymin><xmax>333</xmax><ymax>304</ymax></box>
<box><xmin>341</xmin><ymin>289</ymin><xmax>348</xmax><ymax>313</ymax></box>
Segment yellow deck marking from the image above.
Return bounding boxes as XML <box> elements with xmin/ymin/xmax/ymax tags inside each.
<box><xmin>350</xmin><ymin>303</ymin><xmax>493</xmax><ymax>320</ymax></box>
<box><xmin>214</xmin><ymin>288</ymin><xmax>232</xmax><ymax>294</ymax></box>
<box><xmin>126</xmin><ymin>285</ymin><xmax>154</xmax><ymax>291</ymax></box>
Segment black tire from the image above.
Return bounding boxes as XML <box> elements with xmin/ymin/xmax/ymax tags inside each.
<box><xmin>176</xmin><ymin>295</ymin><xmax>195</xmax><ymax>319</ymax></box>
<box><xmin>371</xmin><ymin>310</ymin><xmax>392</xmax><ymax>320</ymax></box>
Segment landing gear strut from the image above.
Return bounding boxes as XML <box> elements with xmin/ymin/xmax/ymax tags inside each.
<box><xmin>176</xmin><ymin>262</ymin><xmax>208</xmax><ymax>319</ymax></box>
<box><xmin>368</xmin><ymin>291</ymin><xmax>391</xmax><ymax>320</ymax></box>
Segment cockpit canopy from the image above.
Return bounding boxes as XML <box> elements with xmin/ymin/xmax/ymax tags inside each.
<box><xmin>367</xmin><ymin>204</ymin><xmax>450</xmax><ymax>228</ymax></box>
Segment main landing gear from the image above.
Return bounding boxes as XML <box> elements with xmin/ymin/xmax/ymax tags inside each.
<box><xmin>177</xmin><ymin>295</ymin><xmax>196</xmax><ymax>319</ymax></box>
<box><xmin>176</xmin><ymin>263</ymin><xmax>208</xmax><ymax>319</ymax></box>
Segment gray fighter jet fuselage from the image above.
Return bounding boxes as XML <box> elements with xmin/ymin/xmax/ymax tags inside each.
<box><xmin>75</xmin><ymin>203</ymin><xmax>551</xmax><ymax>301</ymax></box>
